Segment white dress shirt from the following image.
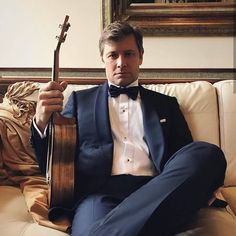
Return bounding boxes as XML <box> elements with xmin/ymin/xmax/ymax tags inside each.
<box><xmin>108</xmin><ymin>80</ymin><xmax>156</xmax><ymax>176</ymax></box>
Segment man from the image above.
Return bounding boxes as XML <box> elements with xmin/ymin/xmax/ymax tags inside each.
<box><xmin>31</xmin><ymin>21</ymin><xmax>226</xmax><ymax>236</ymax></box>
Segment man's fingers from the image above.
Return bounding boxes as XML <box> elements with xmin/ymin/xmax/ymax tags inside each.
<box><xmin>42</xmin><ymin>81</ymin><xmax>67</xmax><ymax>92</ymax></box>
<box><xmin>35</xmin><ymin>80</ymin><xmax>67</xmax><ymax>132</ymax></box>
<box><xmin>39</xmin><ymin>97</ymin><xmax>63</xmax><ymax>107</ymax></box>
<box><xmin>39</xmin><ymin>90</ymin><xmax>64</xmax><ymax>100</ymax></box>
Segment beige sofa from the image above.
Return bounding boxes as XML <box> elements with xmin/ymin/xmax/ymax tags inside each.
<box><xmin>0</xmin><ymin>79</ymin><xmax>236</xmax><ymax>236</ymax></box>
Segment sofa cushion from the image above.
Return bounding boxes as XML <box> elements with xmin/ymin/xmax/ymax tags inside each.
<box><xmin>0</xmin><ymin>186</ymin><xmax>32</xmax><ymax>222</ymax></box>
<box><xmin>0</xmin><ymin>186</ymin><xmax>68</xmax><ymax>236</ymax></box>
<box><xmin>177</xmin><ymin>207</ymin><xmax>236</xmax><ymax>236</ymax></box>
<box><xmin>214</xmin><ymin>80</ymin><xmax>236</xmax><ymax>187</ymax></box>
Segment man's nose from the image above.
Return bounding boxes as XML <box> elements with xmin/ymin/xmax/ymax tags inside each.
<box><xmin>117</xmin><ymin>55</ymin><xmax>127</xmax><ymax>68</ymax></box>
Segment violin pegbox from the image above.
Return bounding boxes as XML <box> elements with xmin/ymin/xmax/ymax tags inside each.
<box><xmin>55</xmin><ymin>15</ymin><xmax>70</xmax><ymax>49</ymax></box>
<box><xmin>59</xmin><ymin>22</ymin><xmax>70</xmax><ymax>32</ymax></box>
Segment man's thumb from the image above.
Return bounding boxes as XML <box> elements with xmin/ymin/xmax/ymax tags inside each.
<box><xmin>60</xmin><ymin>81</ymin><xmax>68</xmax><ymax>91</ymax></box>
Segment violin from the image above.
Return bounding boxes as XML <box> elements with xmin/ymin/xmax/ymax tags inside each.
<box><xmin>46</xmin><ymin>15</ymin><xmax>76</xmax><ymax>209</ymax></box>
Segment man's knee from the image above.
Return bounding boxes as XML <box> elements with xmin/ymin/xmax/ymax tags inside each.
<box><xmin>190</xmin><ymin>141</ymin><xmax>226</xmax><ymax>171</ymax></box>
<box><xmin>181</xmin><ymin>141</ymin><xmax>226</xmax><ymax>187</ymax></box>
<box><xmin>164</xmin><ymin>141</ymin><xmax>226</xmax><ymax>181</ymax></box>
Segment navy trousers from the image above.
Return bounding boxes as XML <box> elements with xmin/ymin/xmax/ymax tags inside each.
<box><xmin>71</xmin><ymin>141</ymin><xmax>226</xmax><ymax>236</ymax></box>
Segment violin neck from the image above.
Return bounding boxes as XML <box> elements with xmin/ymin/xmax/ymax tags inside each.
<box><xmin>52</xmin><ymin>50</ymin><xmax>59</xmax><ymax>83</ymax></box>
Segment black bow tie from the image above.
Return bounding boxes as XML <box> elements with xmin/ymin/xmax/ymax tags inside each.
<box><xmin>109</xmin><ymin>85</ymin><xmax>139</xmax><ymax>100</ymax></box>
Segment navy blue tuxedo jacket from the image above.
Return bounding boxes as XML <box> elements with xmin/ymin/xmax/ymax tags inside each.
<box><xmin>31</xmin><ymin>82</ymin><xmax>193</xmax><ymax>196</ymax></box>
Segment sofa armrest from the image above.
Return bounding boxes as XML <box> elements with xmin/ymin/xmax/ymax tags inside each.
<box><xmin>214</xmin><ymin>80</ymin><xmax>236</xmax><ymax>187</ymax></box>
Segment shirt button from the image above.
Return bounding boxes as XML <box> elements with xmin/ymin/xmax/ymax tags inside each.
<box><xmin>127</xmin><ymin>158</ymin><xmax>132</xmax><ymax>162</ymax></box>
<box><xmin>120</xmin><ymin>106</ymin><xmax>127</xmax><ymax>113</ymax></box>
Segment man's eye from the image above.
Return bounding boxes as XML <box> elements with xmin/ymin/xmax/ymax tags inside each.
<box><xmin>109</xmin><ymin>54</ymin><xmax>117</xmax><ymax>59</ymax></box>
<box><xmin>125</xmin><ymin>52</ymin><xmax>134</xmax><ymax>57</ymax></box>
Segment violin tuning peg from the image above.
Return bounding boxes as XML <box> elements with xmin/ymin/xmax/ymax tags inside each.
<box><xmin>56</xmin><ymin>35</ymin><xmax>60</xmax><ymax>40</ymax></box>
<box><xmin>62</xmin><ymin>34</ymin><xmax>67</xmax><ymax>42</ymax></box>
<box><xmin>65</xmin><ymin>23</ymin><xmax>71</xmax><ymax>32</ymax></box>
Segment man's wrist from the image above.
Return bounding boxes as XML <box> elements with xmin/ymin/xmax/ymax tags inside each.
<box><xmin>33</xmin><ymin>117</ymin><xmax>48</xmax><ymax>139</ymax></box>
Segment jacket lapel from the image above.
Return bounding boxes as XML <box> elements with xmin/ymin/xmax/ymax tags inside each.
<box><xmin>140</xmin><ymin>86</ymin><xmax>165</xmax><ymax>173</ymax></box>
<box><xmin>94</xmin><ymin>82</ymin><xmax>113</xmax><ymax>145</ymax></box>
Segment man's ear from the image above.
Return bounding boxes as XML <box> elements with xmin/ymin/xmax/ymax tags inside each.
<box><xmin>101</xmin><ymin>56</ymin><xmax>105</xmax><ymax>68</ymax></box>
<box><xmin>139</xmin><ymin>51</ymin><xmax>144</xmax><ymax>65</ymax></box>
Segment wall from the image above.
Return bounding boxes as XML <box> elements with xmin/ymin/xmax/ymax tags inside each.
<box><xmin>0</xmin><ymin>0</ymin><xmax>234</xmax><ymax>68</ymax></box>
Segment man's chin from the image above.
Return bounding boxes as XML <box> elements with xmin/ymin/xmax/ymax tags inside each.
<box><xmin>116</xmin><ymin>80</ymin><xmax>131</xmax><ymax>87</ymax></box>
<box><xmin>114</xmin><ymin>76</ymin><xmax>133</xmax><ymax>87</ymax></box>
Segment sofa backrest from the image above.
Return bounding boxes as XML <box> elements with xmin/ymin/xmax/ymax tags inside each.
<box><xmin>64</xmin><ymin>81</ymin><xmax>220</xmax><ymax>146</ymax></box>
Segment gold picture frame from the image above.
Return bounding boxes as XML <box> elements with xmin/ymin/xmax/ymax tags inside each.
<box><xmin>101</xmin><ymin>0</ymin><xmax>236</xmax><ymax>36</ymax></box>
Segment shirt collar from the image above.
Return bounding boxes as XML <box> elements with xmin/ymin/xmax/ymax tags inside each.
<box><xmin>108</xmin><ymin>80</ymin><xmax>139</xmax><ymax>88</ymax></box>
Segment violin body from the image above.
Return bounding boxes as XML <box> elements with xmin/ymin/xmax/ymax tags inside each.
<box><xmin>47</xmin><ymin>113</ymin><xmax>76</xmax><ymax>208</ymax></box>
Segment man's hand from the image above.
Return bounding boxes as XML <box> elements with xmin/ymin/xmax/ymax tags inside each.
<box><xmin>35</xmin><ymin>81</ymin><xmax>68</xmax><ymax>132</ymax></box>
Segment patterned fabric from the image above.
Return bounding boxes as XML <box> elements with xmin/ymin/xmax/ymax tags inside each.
<box><xmin>0</xmin><ymin>81</ymin><xmax>70</xmax><ymax>232</ymax></box>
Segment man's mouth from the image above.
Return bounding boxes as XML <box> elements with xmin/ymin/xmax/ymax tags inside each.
<box><xmin>115</xmin><ymin>72</ymin><xmax>130</xmax><ymax>76</ymax></box>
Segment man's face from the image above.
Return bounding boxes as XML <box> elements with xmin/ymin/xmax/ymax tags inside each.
<box><xmin>102</xmin><ymin>34</ymin><xmax>143</xmax><ymax>87</ymax></box>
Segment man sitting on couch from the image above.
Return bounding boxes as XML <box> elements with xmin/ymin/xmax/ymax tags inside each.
<box><xmin>31</xmin><ymin>21</ymin><xmax>226</xmax><ymax>236</ymax></box>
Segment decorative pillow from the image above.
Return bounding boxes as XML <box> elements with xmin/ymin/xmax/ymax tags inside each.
<box><xmin>0</xmin><ymin>81</ymin><xmax>40</xmax><ymax>185</ymax></box>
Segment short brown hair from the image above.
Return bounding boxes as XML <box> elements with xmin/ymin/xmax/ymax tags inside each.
<box><xmin>99</xmin><ymin>21</ymin><xmax>144</xmax><ymax>57</ymax></box>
